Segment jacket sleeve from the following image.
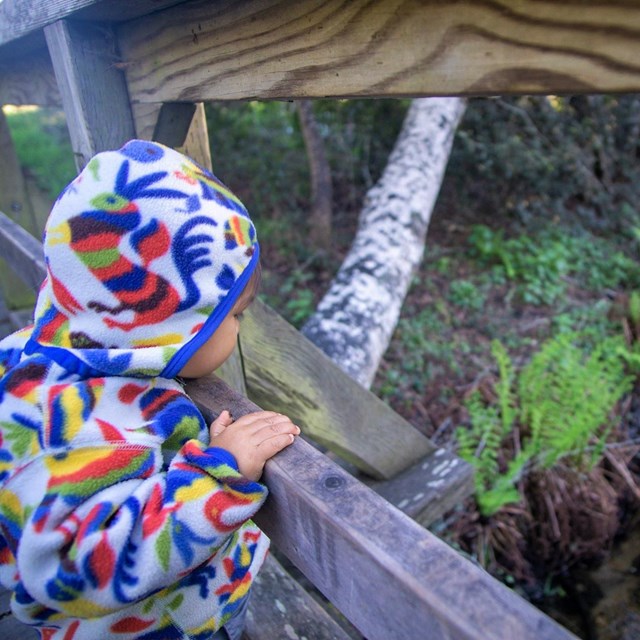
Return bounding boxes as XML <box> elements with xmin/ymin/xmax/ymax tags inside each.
<box><xmin>14</xmin><ymin>396</ymin><xmax>268</xmax><ymax>619</ymax></box>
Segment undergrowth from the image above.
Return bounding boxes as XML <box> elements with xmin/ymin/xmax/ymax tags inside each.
<box><xmin>4</xmin><ymin>107</ymin><xmax>75</xmax><ymax>200</ymax></box>
<box><xmin>456</xmin><ymin>335</ymin><xmax>633</xmax><ymax>516</ymax></box>
<box><xmin>468</xmin><ymin>224</ymin><xmax>640</xmax><ymax>305</ymax></box>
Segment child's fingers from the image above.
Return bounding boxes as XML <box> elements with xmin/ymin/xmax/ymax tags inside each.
<box><xmin>209</xmin><ymin>410</ymin><xmax>234</xmax><ymax>437</ymax></box>
<box><xmin>256</xmin><ymin>432</ymin><xmax>296</xmax><ymax>456</ymax></box>
<box><xmin>231</xmin><ymin>411</ymin><xmax>288</xmax><ymax>430</ymax></box>
<box><xmin>253</xmin><ymin>420</ymin><xmax>300</xmax><ymax>440</ymax></box>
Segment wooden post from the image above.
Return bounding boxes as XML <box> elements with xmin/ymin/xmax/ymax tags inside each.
<box><xmin>44</xmin><ymin>19</ymin><xmax>136</xmax><ymax>169</ymax></box>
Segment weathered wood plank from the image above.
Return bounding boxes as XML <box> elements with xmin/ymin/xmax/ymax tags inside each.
<box><xmin>0</xmin><ymin>587</ymin><xmax>39</xmax><ymax>639</ymax></box>
<box><xmin>132</xmin><ymin>102</ymin><xmax>162</xmax><ymax>140</ymax></box>
<box><xmin>152</xmin><ymin>101</ymin><xmax>197</xmax><ymax>148</ymax></box>
<box><xmin>44</xmin><ymin>19</ymin><xmax>136</xmax><ymax>169</ymax></box>
<box><xmin>0</xmin><ymin>210</ymin><xmax>46</xmax><ymax>292</ymax></box>
<box><xmin>187</xmin><ymin>376</ymin><xmax>578</xmax><ymax>640</ymax></box>
<box><xmin>0</xmin><ymin>47</ymin><xmax>61</xmax><ymax>107</ymax></box>
<box><xmin>118</xmin><ymin>0</ymin><xmax>640</xmax><ymax>102</ymax></box>
<box><xmin>0</xmin><ymin>0</ymin><xmax>187</xmax><ymax>49</ymax></box>
<box><xmin>177</xmin><ymin>102</ymin><xmax>212</xmax><ymax>173</ymax></box>
<box><xmin>374</xmin><ymin>447</ymin><xmax>474</xmax><ymax>527</ymax></box>
<box><xmin>239</xmin><ymin>298</ymin><xmax>434</xmax><ymax>480</ymax></box>
<box><xmin>246</xmin><ymin>555</ymin><xmax>355</xmax><ymax>640</ymax></box>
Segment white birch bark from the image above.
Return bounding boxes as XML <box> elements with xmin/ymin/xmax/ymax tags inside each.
<box><xmin>302</xmin><ymin>97</ymin><xmax>467</xmax><ymax>388</ymax></box>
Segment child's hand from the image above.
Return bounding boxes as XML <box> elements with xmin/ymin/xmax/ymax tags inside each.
<box><xmin>209</xmin><ymin>410</ymin><xmax>300</xmax><ymax>481</ymax></box>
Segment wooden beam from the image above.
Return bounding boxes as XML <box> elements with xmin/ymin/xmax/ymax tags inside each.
<box><xmin>118</xmin><ymin>0</ymin><xmax>640</xmax><ymax>102</ymax></box>
<box><xmin>374</xmin><ymin>448</ymin><xmax>474</xmax><ymax>527</ymax></box>
<box><xmin>246</xmin><ymin>555</ymin><xmax>355</xmax><ymax>640</ymax></box>
<box><xmin>177</xmin><ymin>102</ymin><xmax>212</xmax><ymax>172</ymax></box>
<box><xmin>0</xmin><ymin>211</ymin><xmax>46</xmax><ymax>292</ymax></box>
<box><xmin>152</xmin><ymin>101</ymin><xmax>197</xmax><ymax>148</ymax></box>
<box><xmin>0</xmin><ymin>48</ymin><xmax>61</xmax><ymax>106</ymax></box>
<box><xmin>0</xmin><ymin>0</ymin><xmax>187</xmax><ymax>49</ymax></box>
<box><xmin>239</xmin><ymin>298</ymin><xmax>434</xmax><ymax>479</ymax></box>
<box><xmin>44</xmin><ymin>19</ymin><xmax>136</xmax><ymax>169</ymax></box>
<box><xmin>187</xmin><ymin>376</ymin><xmax>578</xmax><ymax>640</ymax></box>
<box><xmin>132</xmin><ymin>102</ymin><xmax>162</xmax><ymax>140</ymax></box>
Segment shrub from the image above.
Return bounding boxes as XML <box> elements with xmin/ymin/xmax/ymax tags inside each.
<box><xmin>456</xmin><ymin>334</ymin><xmax>633</xmax><ymax>516</ymax></box>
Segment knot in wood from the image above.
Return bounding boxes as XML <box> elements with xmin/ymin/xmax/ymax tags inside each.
<box><xmin>322</xmin><ymin>474</ymin><xmax>344</xmax><ymax>491</ymax></box>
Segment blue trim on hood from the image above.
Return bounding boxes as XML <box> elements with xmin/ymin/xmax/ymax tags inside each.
<box><xmin>159</xmin><ymin>244</ymin><xmax>260</xmax><ymax>379</ymax></box>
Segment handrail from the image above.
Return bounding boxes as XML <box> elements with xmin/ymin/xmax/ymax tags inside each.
<box><xmin>0</xmin><ymin>209</ymin><xmax>577</xmax><ymax>639</ymax></box>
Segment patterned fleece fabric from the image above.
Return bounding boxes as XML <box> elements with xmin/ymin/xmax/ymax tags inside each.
<box><xmin>0</xmin><ymin>140</ymin><xmax>268</xmax><ymax>639</ymax></box>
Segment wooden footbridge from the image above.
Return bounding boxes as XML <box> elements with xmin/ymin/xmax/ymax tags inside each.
<box><xmin>2</xmin><ymin>1</ymin><xmax>637</xmax><ymax>638</ymax></box>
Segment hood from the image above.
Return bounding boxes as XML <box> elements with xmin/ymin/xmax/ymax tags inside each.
<box><xmin>24</xmin><ymin>140</ymin><xmax>258</xmax><ymax>379</ymax></box>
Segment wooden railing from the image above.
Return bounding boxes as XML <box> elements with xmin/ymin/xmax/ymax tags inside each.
<box><xmin>2</xmin><ymin>1</ymin><xmax>629</xmax><ymax>636</ymax></box>
<box><xmin>0</xmin><ymin>210</ymin><xmax>577</xmax><ymax>639</ymax></box>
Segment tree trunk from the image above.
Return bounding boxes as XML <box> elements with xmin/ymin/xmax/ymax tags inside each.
<box><xmin>297</xmin><ymin>99</ymin><xmax>333</xmax><ymax>251</ymax></box>
<box><xmin>302</xmin><ymin>97</ymin><xmax>467</xmax><ymax>388</ymax></box>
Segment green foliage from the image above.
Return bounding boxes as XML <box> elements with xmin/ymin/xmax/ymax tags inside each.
<box><xmin>449</xmin><ymin>95</ymin><xmax>640</xmax><ymax>236</ymax></box>
<box><xmin>276</xmin><ymin>270</ymin><xmax>316</xmax><ymax>328</ymax></box>
<box><xmin>455</xmin><ymin>341</ymin><xmax>523</xmax><ymax>516</ymax></box>
<box><xmin>5</xmin><ymin>108</ymin><xmax>75</xmax><ymax>200</ymax></box>
<box><xmin>205</xmin><ymin>99</ymin><xmax>408</xmax><ymax>238</ymax></box>
<box><xmin>205</xmin><ymin>102</ymin><xmax>307</xmax><ymax>222</ymax></box>
<box><xmin>629</xmin><ymin>291</ymin><xmax>640</xmax><ymax>327</ymax></box>
<box><xmin>468</xmin><ymin>224</ymin><xmax>640</xmax><ymax>305</ymax></box>
<box><xmin>519</xmin><ymin>333</ymin><xmax>632</xmax><ymax>468</ymax></box>
<box><xmin>376</xmin><ymin>303</ymin><xmax>464</xmax><ymax>402</ymax></box>
<box><xmin>456</xmin><ymin>334</ymin><xmax>633</xmax><ymax>516</ymax></box>
<box><xmin>448</xmin><ymin>279</ymin><xmax>485</xmax><ymax>311</ymax></box>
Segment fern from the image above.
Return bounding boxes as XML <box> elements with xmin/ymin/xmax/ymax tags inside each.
<box><xmin>629</xmin><ymin>290</ymin><xmax>640</xmax><ymax>328</ymax></box>
<box><xmin>492</xmin><ymin>340</ymin><xmax>517</xmax><ymax>436</ymax></box>
<box><xmin>456</xmin><ymin>344</ymin><xmax>523</xmax><ymax>516</ymax></box>
<box><xmin>456</xmin><ymin>332</ymin><xmax>632</xmax><ymax>516</ymax></box>
<box><xmin>519</xmin><ymin>332</ymin><xmax>632</xmax><ymax>469</ymax></box>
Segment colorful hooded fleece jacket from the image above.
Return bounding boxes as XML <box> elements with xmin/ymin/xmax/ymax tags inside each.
<box><xmin>0</xmin><ymin>140</ymin><xmax>268</xmax><ymax>639</ymax></box>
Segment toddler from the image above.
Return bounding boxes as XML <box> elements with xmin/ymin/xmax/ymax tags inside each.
<box><xmin>0</xmin><ymin>140</ymin><xmax>299</xmax><ymax>639</ymax></box>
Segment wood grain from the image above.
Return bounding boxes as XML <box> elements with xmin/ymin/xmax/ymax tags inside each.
<box><xmin>240</xmin><ymin>298</ymin><xmax>434</xmax><ymax>479</ymax></box>
<box><xmin>0</xmin><ymin>210</ymin><xmax>46</xmax><ymax>291</ymax></box>
<box><xmin>374</xmin><ymin>447</ymin><xmax>475</xmax><ymax>527</ymax></box>
<box><xmin>44</xmin><ymin>20</ymin><xmax>136</xmax><ymax>169</ymax></box>
<box><xmin>187</xmin><ymin>375</ymin><xmax>578</xmax><ymax>640</ymax></box>
<box><xmin>246</xmin><ymin>554</ymin><xmax>355</xmax><ymax>640</ymax></box>
<box><xmin>118</xmin><ymin>0</ymin><xmax>640</xmax><ymax>102</ymax></box>
<box><xmin>0</xmin><ymin>0</ymin><xmax>186</xmax><ymax>48</ymax></box>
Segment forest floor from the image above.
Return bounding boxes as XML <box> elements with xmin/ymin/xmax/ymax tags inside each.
<box><xmin>259</xmin><ymin>185</ymin><xmax>640</xmax><ymax>640</ymax></box>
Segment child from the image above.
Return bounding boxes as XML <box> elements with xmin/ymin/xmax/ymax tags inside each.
<box><xmin>0</xmin><ymin>140</ymin><xmax>299</xmax><ymax>639</ymax></box>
